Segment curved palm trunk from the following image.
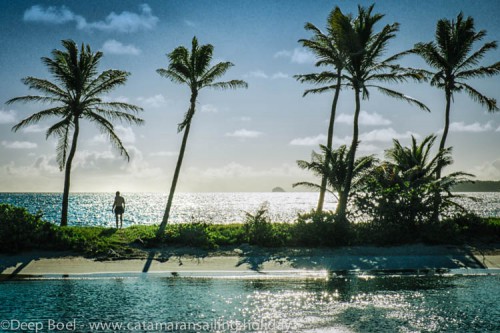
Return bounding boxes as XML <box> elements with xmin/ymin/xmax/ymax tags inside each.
<box><xmin>336</xmin><ymin>87</ymin><xmax>361</xmax><ymax>223</ymax></box>
<box><xmin>317</xmin><ymin>70</ymin><xmax>342</xmax><ymax>213</ymax></box>
<box><xmin>60</xmin><ymin>116</ymin><xmax>80</xmax><ymax>227</ymax></box>
<box><xmin>157</xmin><ymin>94</ymin><xmax>196</xmax><ymax>237</ymax></box>
<box><xmin>437</xmin><ymin>89</ymin><xmax>452</xmax><ymax>179</ymax></box>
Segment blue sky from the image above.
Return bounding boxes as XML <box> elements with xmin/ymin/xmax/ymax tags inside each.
<box><xmin>0</xmin><ymin>0</ymin><xmax>499</xmax><ymax>192</ymax></box>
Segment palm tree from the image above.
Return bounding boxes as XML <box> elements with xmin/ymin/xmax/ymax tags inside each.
<box><xmin>156</xmin><ymin>36</ymin><xmax>248</xmax><ymax>236</ymax></box>
<box><xmin>7</xmin><ymin>40</ymin><xmax>143</xmax><ymax>226</ymax></box>
<box><xmin>294</xmin><ymin>7</ymin><xmax>350</xmax><ymax>213</ymax></box>
<box><xmin>294</xmin><ymin>144</ymin><xmax>375</xmax><ymax>210</ymax></box>
<box><xmin>411</xmin><ymin>13</ymin><xmax>500</xmax><ymax>178</ymax></box>
<box><xmin>333</xmin><ymin>5</ymin><xmax>429</xmax><ymax>222</ymax></box>
<box><xmin>383</xmin><ymin>134</ymin><xmax>473</xmax><ymax>219</ymax></box>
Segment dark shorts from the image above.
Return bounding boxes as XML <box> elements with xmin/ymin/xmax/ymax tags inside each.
<box><xmin>115</xmin><ymin>206</ymin><xmax>124</xmax><ymax>215</ymax></box>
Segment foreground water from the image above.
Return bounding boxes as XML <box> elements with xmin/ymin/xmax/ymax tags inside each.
<box><xmin>0</xmin><ymin>274</ymin><xmax>498</xmax><ymax>332</ymax></box>
<box><xmin>0</xmin><ymin>192</ymin><xmax>498</xmax><ymax>226</ymax></box>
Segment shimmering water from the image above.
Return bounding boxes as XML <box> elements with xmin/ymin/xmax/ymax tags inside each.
<box><xmin>0</xmin><ymin>192</ymin><xmax>498</xmax><ymax>227</ymax></box>
<box><xmin>0</xmin><ymin>274</ymin><xmax>498</xmax><ymax>332</ymax></box>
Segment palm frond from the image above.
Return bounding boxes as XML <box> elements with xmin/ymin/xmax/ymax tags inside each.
<box><xmin>374</xmin><ymin>86</ymin><xmax>430</xmax><ymax>111</ymax></box>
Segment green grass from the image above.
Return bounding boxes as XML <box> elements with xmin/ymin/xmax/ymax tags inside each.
<box><xmin>1</xmin><ymin>204</ymin><xmax>499</xmax><ymax>256</ymax></box>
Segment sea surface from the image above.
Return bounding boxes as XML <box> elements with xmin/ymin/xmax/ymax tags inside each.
<box><xmin>0</xmin><ymin>274</ymin><xmax>499</xmax><ymax>332</ymax></box>
<box><xmin>0</xmin><ymin>192</ymin><xmax>498</xmax><ymax>227</ymax></box>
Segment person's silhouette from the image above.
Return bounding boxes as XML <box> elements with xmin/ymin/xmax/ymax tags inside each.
<box><xmin>112</xmin><ymin>191</ymin><xmax>125</xmax><ymax>228</ymax></box>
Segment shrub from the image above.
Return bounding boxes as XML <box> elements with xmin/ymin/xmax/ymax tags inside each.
<box><xmin>0</xmin><ymin>204</ymin><xmax>58</xmax><ymax>253</ymax></box>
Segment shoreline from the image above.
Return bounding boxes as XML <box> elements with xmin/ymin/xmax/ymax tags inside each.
<box><xmin>1</xmin><ymin>244</ymin><xmax>499</xmax><ymax>279</ymax></box>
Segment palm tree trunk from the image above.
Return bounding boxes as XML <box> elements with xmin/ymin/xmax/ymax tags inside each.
<box><xmin>437</xmin><ymin>89</ymin><xmax>451</xmax><ymax>179</ymax></box>
<box><xmin>60</xmin><ymin>116</ymin><xmax>80</xmax><ymax>227</ymax></box>
<box><xmin>157</xmin><ymin>94</ymin><xmax>196</xmax><ymax>237</ymax></box>
<box><xmin>337</xmin><ymin>87</ymin><xmax>361</xmax><ymax>222</ymax></box>
<box><xmin>317</xmin><ymin>71</ymin><xmax>341</xmax><ymax>213</ymax></box>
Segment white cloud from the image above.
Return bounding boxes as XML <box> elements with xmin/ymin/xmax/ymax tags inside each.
<box><xmin>102</xmin><ymin>39</ymin><xmax>141</xmax><ymax>55</ymax></box>
<box><xmin>337</xmin><ymin>111</ymin><xmax>392</xmax><ymax>126</ymax></box>
<box><xmin>24</xmin><ymin>4</ymin><xmax>158</xmax><ymax>33</ymax></box>
<box><xmin>0</xmin><ymin>110</ymin><xmax>16</xmax><ymax>124</ymax></box>
<box><xmin>149</xmin><ymin>151</ymin><xmax>178</xmax><ymax>157</ymax></box>
<box><xmin>245</xmin><ymin>70</ymin><xmax>269</xmax><ymax>79</ymax></box>
<box><xmin>102</xmin><ymin>95</ymin><xmax>130</xmax><ymax>103</ymax></box>
<box><xmin>1</xmin><ymin>140</ymin><xmax>37</xmax><ymax>149</ymax></box>
<box><xmin>115</xmin><ymin>126</ymin><xmax>136</xmax><ymax>144</ymax></box>
<box><xmin>271</xmin><ymin>72</ymin><xmax>289</xmax><ymax>79</ymax></box>
<box><xmin>184</xmin><ymin>20</ymin><xmax>196</xmax><ymax>27</ymax></box>
<box><xmin>137</xmin><ymin>94</ymin><xmax>167</xmax><ymax>108</ymax></box>
<box><xmin>448</xmin><ymin>121</ymin><xmax>493</xmax><ymax>133</ymax></box>
<box><xmin>360</xmin><ymin>128</ymin><xmax>419</xmax><ymax>142</ymax></box>
<box><xmin>201</xmin><ymin>104</ymin><xmax>218</xmax><ymax>113</ymax></box>
<box><xmin>225</xmin><ymin>129</ymin><xmax>263</xmax><ymax>138</ymax></box>
<box><xmin>21</xmin><ymin>124</ymin><xmax>47</xmax><ymax>133</ymax></box>
<box><xmin>471</xmin><ymin>159</ymin><xmax>500</xmax><ymax>180</ymax></box>
<box><xmin>274</xmin><ymin>48</ymin><xmax>315</xmax><ymax>64</ymax></box>
<box><xmin>289</xmin><ymin>134</ymin><xmax>327</xmax><ymax>146</ymax></box>
<box><xmin>239</xmin><ymin>116</ymin><xmax>252</xmax><ymax>122</ymax></box>
<box><xmin>23</xmin><ymin>5</ymin><xmax>75</xmax><ymax>24</ymax></box>
<box><xmin>496</xmin><ymin>126</ymin><xmax>500</xmax><ymax>132</ymax></box>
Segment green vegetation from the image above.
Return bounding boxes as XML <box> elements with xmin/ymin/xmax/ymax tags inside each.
<box><xmin>410</xmin><ymin>13</ymin><xmax>500</xmax><ymax>179</ymax></box>
<box><xmin>155</xmin><ymin>36</ymin><xmax>248</xmax><ymax>237</ymax></box>
<box><xmin>1</xmin><ymin>203</ymin><xmax>498</xmax><ymax>256</ymax></box>
<box><xmin>6</xmin><ymin>40</ymin><xmax>144</xmax><ymax>227</ymax></box>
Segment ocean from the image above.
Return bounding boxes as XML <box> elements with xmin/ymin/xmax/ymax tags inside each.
<box><xmin>0</xmin><ymin>192</ymin><xmax>498</xmax><ymax>227</ymax></box>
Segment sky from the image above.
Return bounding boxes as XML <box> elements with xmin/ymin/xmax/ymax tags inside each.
<box><xmin>0</xmin><ymin>0</ymin><xmax>499</xmax><ymax>193</ymax></box>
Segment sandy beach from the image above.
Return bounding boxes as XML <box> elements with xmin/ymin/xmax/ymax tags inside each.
<box><xmin>1</xmin><ymin>244</ymin><xmax>499</xmax><ymax>279</ymax></box>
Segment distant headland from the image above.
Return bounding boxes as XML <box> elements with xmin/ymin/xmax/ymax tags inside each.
<box><xmin>272</xmin><ymin>187</ymin><xmax>286</xmax><ymax>192</ymax></box>
<box><xmin>452</xmin><ymin>180</ymin><xmax>500</xmax><ymax>192</ymax></box>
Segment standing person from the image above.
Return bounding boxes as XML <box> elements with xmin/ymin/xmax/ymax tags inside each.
<box><xmin>112</xmin><ymin>191</ymin><xmax>125</xmax><ymax>228</ymax></box>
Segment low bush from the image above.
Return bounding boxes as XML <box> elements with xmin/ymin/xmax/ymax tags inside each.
<box><xmin>0</xmin><ymin>204</ymin><xmax>58</xmax><ymax>253</ymax></box>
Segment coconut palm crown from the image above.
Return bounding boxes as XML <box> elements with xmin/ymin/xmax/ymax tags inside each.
<box><xmin>156</xmin><ymin>36</ymin><xmax>248</xmax><ymax>236</ymax></box>
<box><xmin>7</xmin><ymin>39</ymin><xmax>144</xmax><ymax>226</ymax></box>
<box><xmin>411</xmin><ymin>12</ymin><xmax>500</xmax><ymax>177</ymax></box>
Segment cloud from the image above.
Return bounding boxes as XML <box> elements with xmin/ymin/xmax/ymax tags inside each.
<box><xmin>23</xmin><ymin>5</ymin><xmax>75</xmax><ymax>24</ymax></box>
<box><xmin>239</xmin><ymin>116</ymin><xmax>252</xmax><ymax>122</ymax></box>
<box><xmin>471</xmin><ymin>159</ymin><xmax>500</xmax><ymax>180</ymax></box>
<box><xmin>244</xmin><ymin>70</ymin><xmax>289</xmax><ymax>80</ymax></box>
<box><xmin>337</xmin><ymin>111</ymin><xmax>392</xmax><ymax>126</ymax></box>
<box><xmin>115</xmin><ymin>126</ymin><xmax>136</xmax><ymax>144</ymax></box>
<box><xmin>24</xmin><ymin>4</ymin><xmax>158</xmax><ymax>33</ymax></box>
<box><xmin>360</xmin><ymin>128</ymin><xmax>418</xmax><ymax>142</ymax></box>
<box><xmin>496</xmin><ymin>126</ymin><xmax>500</xmax><ymax>132</ymax></box>
<box><xmin>184</xmin><ymin>20</ymin><xmax>196</xmax><ymax>27</ymax></box>
<box><xmin>225</xmin><ymin>129</ymin><xmax>263</xmax><ymax>138</ymax></box>
<box><xmin>102</xmin><ymin>39</ymin><xmax>141</xmax><ymax>55</ymax></box>
<box><xmin>21</xmin><ymin>124</ymin><xmax>47</xmax><ymax>133</ymax></box>
<box><xmin>102</xmin><ymin>95</ymin><xmax>130</xmax><ymax>103</ymax></box>
<box><xmin>448</xmin><ymin>121</ymin><xmax>493</xmax><ymax>133</ymax></box>
<box><xmin>2</xmin><ymin>140</ymin><xmax>38</xmax><ymax>149</ymax></box>
<box><xmin>0</xmin><ymin>110</ymin><xmax>16</xmax><ymax>124</ymax></box>
<box><xmin>274</xmin><ymin>48</ymin><xmax>315</xmax><ymax>64</ymax></box>
<box><xmin>137</xmin><ymin>94</ymin><xmax>167</xmax><ymax>108</ymax></box>
<box><xmin>289</xmin><ymin>134</ymin><xmax>327</xmax><ymax>146</ymax></box>
<box><xmin>149</xmin><ymin>151</ymin><xmax>178</xmax><ymax>157</ymax></box>
<box><xmin>201</xmin><ymin>104</ymin><xmax>218</xmax><ymax>113</ymax></box>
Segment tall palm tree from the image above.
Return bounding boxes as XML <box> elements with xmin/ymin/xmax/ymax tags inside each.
<box><xmin>7</xmin><ymin>40</ymin><xmax>143</xmax><ymax>226</ymax></box>
<box><xmin>156</xmin><ymin>37</ymin><xmax>247</xmax><ymax>236</ymax></box>
<box><xmin>411</xmin><ymin>13</ymin><xmax>500</xmax><ymax>178</ymax></box>
<box><xmin>334</xmin><ymin>5</ymin><xmax>429</xmax><ymax>222</ymax></box>
<box><xmin>294</xmin><ymin>7</ymin><xmax>350</xmax><ymax>213</ymax></box>
<box><xmin>294</xmin><ymin>144</ymin><xmax>375</xmax><ymax>208</ymax></box>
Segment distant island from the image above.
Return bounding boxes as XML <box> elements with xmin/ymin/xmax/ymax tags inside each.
<box><xmin>452</xmin><ymin>180</ymin><xmax>500</xmax><ymax>192</ymax></box>
<box><xmin>272</xmin><ymin>187</ymin><xmax>286</xmax><ymax>192</ymax></box>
